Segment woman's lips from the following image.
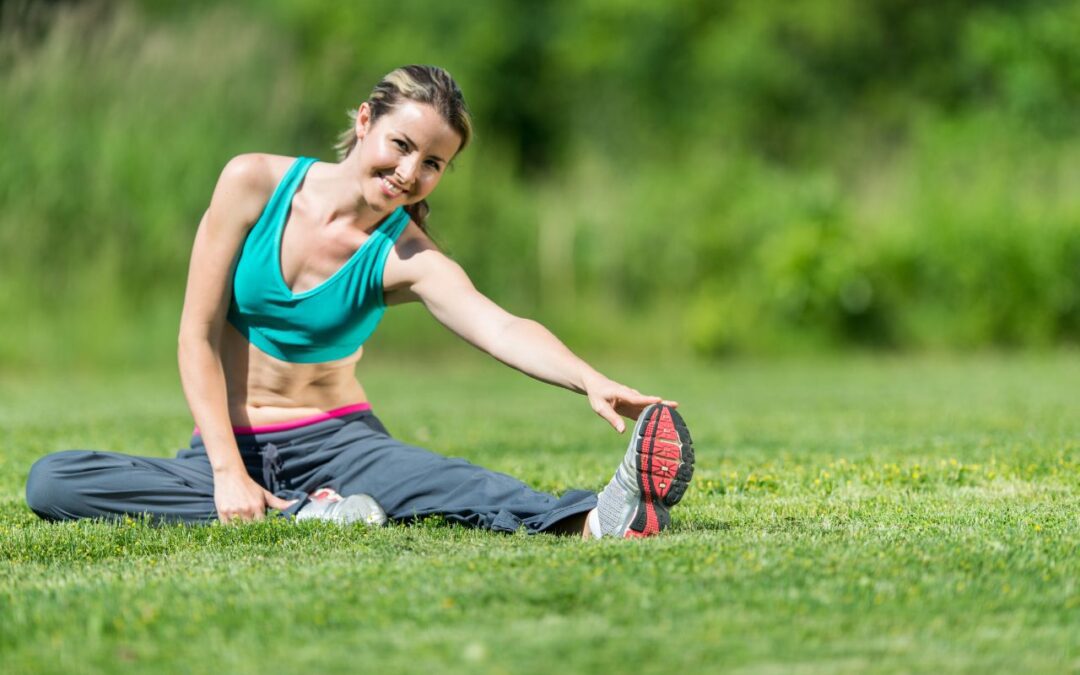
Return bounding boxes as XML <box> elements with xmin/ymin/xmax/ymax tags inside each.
<box><xmin>380</xmin><ymin>176</ymin><xmax>405</xmax><ymax>198</ymax></box>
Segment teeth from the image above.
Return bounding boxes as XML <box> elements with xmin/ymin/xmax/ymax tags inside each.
<box><xmin>382</xmin><ymin>177</ymin><xmax>402</xmax><ymax>195</ymax></box>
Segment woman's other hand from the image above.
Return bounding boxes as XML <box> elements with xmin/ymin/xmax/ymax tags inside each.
<box><xmin>582</xmin><ymin>372</ymin><xmax>678</xmax><ymax>433</ymax></box>
<box><xmin>212</xmin><ymin>467</ymin><xmax>294</xmax><ymax>523</ymax></box>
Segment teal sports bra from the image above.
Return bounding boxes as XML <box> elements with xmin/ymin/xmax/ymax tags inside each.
<box><xmin>226</xmin><ymin>157</ymin><xmax>411</xmax><ymax>363</ymax></box>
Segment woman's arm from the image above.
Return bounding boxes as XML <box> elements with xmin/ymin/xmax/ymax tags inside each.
<box><xmin>389</xmin><ymin>232</ymin><xmax>674</xmax><ymax>432</ymax></box>
<box><xmin>178</xmin><ymin>155</ymin><xmax>293</xmax><ymax>521</ymax></box>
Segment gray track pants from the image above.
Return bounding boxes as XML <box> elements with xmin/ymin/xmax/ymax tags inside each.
<box><xmin>24</xmin><ymin>410</ymin><xmax>597</xmax><ymax>533</ymax></box>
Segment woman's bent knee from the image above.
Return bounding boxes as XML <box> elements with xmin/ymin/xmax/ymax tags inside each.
<box><xmin>25</xmin><ymin>450</ymin><xmax>92</xmax><ymax>521</ymax></box>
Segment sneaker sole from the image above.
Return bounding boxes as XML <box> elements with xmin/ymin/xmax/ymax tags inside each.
<box><xmin>625</xmin><ymin>404</ymin><xmax>695</xmax><ymax>538</ymax></box>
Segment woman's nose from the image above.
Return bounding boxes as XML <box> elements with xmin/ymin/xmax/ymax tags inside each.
<box><xmin>395</xmin><ymin>156</ymin><xmax>420</xmax><ymax>185</ymax></box>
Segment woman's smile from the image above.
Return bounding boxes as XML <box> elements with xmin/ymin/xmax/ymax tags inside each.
<box><xmin>379</xmin><ymin>174</ymin><xmax>406</xmax><ymax>198</ymax></box>
<box><xmin>349</xmin><ymin>100</ymin><xmax>463</xmax><ymax>210</ymax></box>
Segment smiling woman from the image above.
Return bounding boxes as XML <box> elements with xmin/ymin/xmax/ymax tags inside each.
<box><xmin>334</xmin><ymin>65</ymin><xmax>473</xmax><ymax>233</ymax></box>
<box><xmin>23</xmin><ymin>65</ymin><xmax>695</xmax><ymax>539</ymax></box>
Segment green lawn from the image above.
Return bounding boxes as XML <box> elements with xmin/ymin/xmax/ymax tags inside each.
<box><xmin>2</xmin><ymin>355</ymin><xmax>1078</xmax><ymax>674</ymax></box>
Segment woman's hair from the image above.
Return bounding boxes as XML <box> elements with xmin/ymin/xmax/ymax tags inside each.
<box><xmin>335</xmin><ymin>65</ymin><xmax>473</xmax><ymax>231</ymax></box>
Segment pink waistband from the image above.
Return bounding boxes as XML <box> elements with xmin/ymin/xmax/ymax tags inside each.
<box><xmin>194</xmin><ymin>402</ymin><xmax>372</xmax><ymax>436</ymax></box>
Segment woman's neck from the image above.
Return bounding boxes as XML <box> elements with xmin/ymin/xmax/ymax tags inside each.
<box><xmin>303</xmin><ymin>158</ymin><xmax>385</xmax><ymax>232</ymax></box>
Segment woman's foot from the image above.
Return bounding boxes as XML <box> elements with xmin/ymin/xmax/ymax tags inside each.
<box><xmin>296</xmin><ymin>488</ymin><xmax>387</xmax><ymax>526</ymax></box>
<box><xmin>590</xmin><ymin>404</ymin><xmax>694</xmax><ymax>538</ymax></box>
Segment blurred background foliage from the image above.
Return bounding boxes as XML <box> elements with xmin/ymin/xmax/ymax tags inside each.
<box><xmin>1</xmin><ymin>0</ymin><xmax>1078</xmax><ymax>369</ymax></box>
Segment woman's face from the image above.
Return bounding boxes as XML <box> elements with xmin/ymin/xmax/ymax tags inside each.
<box><xmin>352</xmin><ymin>100</ymin><xmax>462</xmax><ymax>212</ymax></box>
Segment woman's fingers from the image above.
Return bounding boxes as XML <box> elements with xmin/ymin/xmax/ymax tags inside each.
<box><xmin>263</xmin><ymin>490</ymin><xmax>295</xmax><ymax>512</ymax></box>
<box><xmin>586</xmin><ymin>376</ymin><xmax>679</xmax><ymax>431</ymax></box>
<box><xmin>593</xmin><ymin>397</ymin><xmax>626</xmax><ymax>433</ymax></box>
<box><xmin>218</xmin><ymin>492</ymin><xmax>297</xmax><ymax>524</ymax></box>
<box><xmin>219</xmin><ymin>502</ymin><xmax>271</xmax><ymax>524</ymax></box>
<box><xmin>627</xmin><ymin>391</ymin><xmax>662</xmax><ymax>404</ymax></box>
<box><xmin>610</xmin><ymin>391</ymin><xmax>654</xmax><ymax>417</ymax></box>
<box><xmin>225</xmin><ymin>509</ymin><xmax>263</xmax><ymax>523</ymax></box>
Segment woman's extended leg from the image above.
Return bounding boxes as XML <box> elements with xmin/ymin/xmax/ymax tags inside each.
<box><xmin>298</xmin><ymin>404</ymin><xmax>694</xmax><ymax>538</ymax></box>
<box><xmin>284</xmin><ymin>411</ymin><xmax>597</xmax><ymax>534</ymax></box>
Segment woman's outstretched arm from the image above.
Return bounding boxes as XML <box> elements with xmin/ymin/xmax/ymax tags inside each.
<box><xmin>387</xmin><ymin>229</ymin><xmax>675</xmax><ymax>432</ymax></box>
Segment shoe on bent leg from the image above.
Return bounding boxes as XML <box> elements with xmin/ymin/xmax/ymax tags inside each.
<box><xmin>296</xmin><ymin>487</ymin><xmax>387</xmax><ymax>526</ymax></box>
<box><xmin>591</xmin><ymin>404</ymin><xmax>694</xmax><ymax>538</ymax></box>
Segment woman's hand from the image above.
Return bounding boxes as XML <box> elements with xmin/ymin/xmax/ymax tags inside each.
<box><xmin>583</xmin><ymin>372</ymin><xmax>678</xmax><ymax>433</ymax></box>
<box><xmin>212</xmin><ymin>467</ymin><xmax>294</xmax><ymax>524</ymax></box>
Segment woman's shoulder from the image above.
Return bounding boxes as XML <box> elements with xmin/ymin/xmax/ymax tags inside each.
<box><xmin>207</xmin><ymin>154</ymin><xmax>302</xmax><ymax>226</ymax></box>
<box><xmin>216</xmin><ymin>153</ymin><xmax>300</xmax><ymax>196</ymax></box>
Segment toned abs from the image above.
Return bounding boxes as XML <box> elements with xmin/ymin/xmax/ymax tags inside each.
<box><xmin>220</xmin><ymin>322</ymin><xmax>368</xmax><ymax>427</ymax></box>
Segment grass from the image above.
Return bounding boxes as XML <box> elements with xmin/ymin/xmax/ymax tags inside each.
<box><xmin>1</xmin><ymin>354</ymin><xmax>1079</xmax><ymax>674</ymax></box>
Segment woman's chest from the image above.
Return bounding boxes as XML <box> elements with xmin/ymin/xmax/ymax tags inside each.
<box><xmin>279</xmin><ymin>216</ymin><xmax>372</xmax><ymax>295</ymax></box>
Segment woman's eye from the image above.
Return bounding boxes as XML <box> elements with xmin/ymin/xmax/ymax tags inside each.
<box><xmin>425</xmin><ymin>160</ymin><xmax>441</xmax><ymax>171</ymax></box>
<box><xmin>393</xmin><ymin>139</ymin><xmax>407</xmax><ymax>151</ymax></box>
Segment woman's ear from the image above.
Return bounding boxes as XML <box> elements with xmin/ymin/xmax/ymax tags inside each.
<box><xmin>355</xmin><ymin>102</ymin><xmax>373</xmax><ymax>143</ymax></box>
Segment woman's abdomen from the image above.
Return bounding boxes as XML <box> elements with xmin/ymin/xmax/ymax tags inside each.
<box><xmin>221</xmin><ymin>323</ymin><xmax>367</xmax><ymax>428</ymax></box>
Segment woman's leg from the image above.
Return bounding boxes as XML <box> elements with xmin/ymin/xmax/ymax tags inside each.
<box><xmin>23</xmin><ymin>419</ymin><xmax>385</xmax><ymax>524</ymax></box>
<box><xmin>295</xmin><ymin>405</ymin><xmax>696</xmax><ymax>539</ymax></box>
<box><xmin>25</xmin><ymin>447</ymin><xmax>219</xmax><ymax>523</ymax></box>
<box><xmin>283</xmin><ymin>412</ymin><xmax>597</xmax><ymax>534</ymax></box>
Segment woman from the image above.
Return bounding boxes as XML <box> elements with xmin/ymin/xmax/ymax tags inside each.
<box><xmin>25</xmin><ymin>65</ymin><xmax>694</xmax><ymax>538</ymax></box>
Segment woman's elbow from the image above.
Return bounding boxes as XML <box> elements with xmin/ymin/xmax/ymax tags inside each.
<box><xmin>177</xmin><ymin>327</ymin><xmax>217</xmax><ymax>363</ymax></box>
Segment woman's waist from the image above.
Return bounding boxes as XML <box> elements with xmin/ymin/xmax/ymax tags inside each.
<box><xmin>227</xmin><ymin>400</ymin><xmax>373</xmax><ymax>434</ymax></box>
<box><xmin>188</xmin><ymin>404</ymin><xmax>381</xmax><ymax>459</ymax></box>
<box><xmin>192</xmin><ymin>401</ymin><xmax>376</xmax><ymax>445</ymax></box>
<box><xmin>197</xmin><ymin>383</ymin><xmax>371</xmax><ymax>437</ymax></box>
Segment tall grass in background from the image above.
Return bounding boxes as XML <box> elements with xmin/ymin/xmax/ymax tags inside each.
<box><xmin>1</xmin><ymin>1</ymin><xmax>1078</xmax><ymax>371</ymax></box>
<box><xmin>0</xmin><ymin>4</ymin><xmax>303</xmax><ymax>369</ymax></box>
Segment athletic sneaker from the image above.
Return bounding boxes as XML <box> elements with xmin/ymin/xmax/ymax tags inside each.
<box><xmin>591</xmin><ymin>404</ymin><xmax>694</xmax><ymax>538</ymax></box>
<box><xmin>296</xmin><ymin>487</ymin><xmax>387</xmax><ymax>526</ymax></box>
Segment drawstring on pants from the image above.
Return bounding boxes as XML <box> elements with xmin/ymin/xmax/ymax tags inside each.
<box><xmin>260</xmin><ymin>442</ymin><xmax>284</xmax><ymax>494</ymax></box>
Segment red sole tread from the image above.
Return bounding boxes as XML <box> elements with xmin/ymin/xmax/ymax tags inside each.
<box><xmin>626</xmin><ymin>405</ymin><xmax>695</xmax><ymax>538</ymax></box>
